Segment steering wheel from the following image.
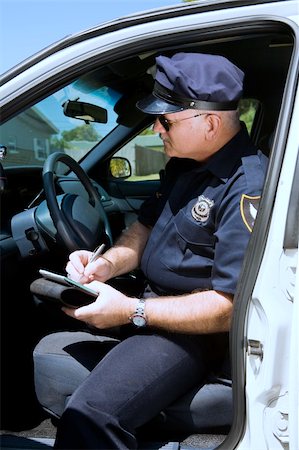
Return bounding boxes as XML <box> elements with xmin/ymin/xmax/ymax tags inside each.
<box><xmin>41</xmin><ymin>152</ymin><xmax>113</xmax><ymax>252</ymax></box>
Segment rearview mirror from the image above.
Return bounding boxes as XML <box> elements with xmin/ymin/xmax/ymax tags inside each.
<box><xmin>62</xmin><ymin>100</ymin><xmax>108</xmax><ymax>124</ymax></box>
<box><xmin>110</xmin><ymin>157</ymin><xmax>131</xmax><ymax>179</ymax></box>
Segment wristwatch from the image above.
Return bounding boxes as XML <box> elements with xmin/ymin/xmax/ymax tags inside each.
<box><xmin>129</xmin><ymin>298</ymin><xmax>147</xmax><ymax>327</ymax></box>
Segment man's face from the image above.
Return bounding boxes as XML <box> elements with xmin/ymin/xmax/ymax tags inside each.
<box><xmin>153</xmin><ymin>110</ymin><xmax>212</xmax><ymax>162</ymax></box>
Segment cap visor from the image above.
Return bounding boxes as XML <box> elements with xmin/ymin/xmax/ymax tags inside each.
<box><xmin>136</xmin><ymin>93</ymin><xmax>182</xmax><ymax>115</ymax></box>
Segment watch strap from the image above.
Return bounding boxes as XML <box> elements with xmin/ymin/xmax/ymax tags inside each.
<box><xmin>135</xmin><ymin>298</ymin><xmax>146</xmax><ymax>316</ymax></box>
<box><xmin>129</xmin><ymin>298</ymin><xmax>147</xmax><ymax>327</ymax></box>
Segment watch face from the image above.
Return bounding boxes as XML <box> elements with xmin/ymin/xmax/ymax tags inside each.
<box><xmin>132</xmin><ymin>314</ymin><xmax>147</xmax><ymax>327</ymax></box>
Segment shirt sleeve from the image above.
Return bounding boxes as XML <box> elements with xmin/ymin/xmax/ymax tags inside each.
<box><xmin>211</xmin><ymin>155</ymin><xmax>266</xmax><ymax>294</ymax></box>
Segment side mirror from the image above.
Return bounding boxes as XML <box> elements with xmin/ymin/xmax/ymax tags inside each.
<box><xmin>110</xmin><ymin>157</ymin><xmax>131</xmax><ymax>179</ymax></box>
<box><xmin>62</xmin><ymin>100</ymin><xmax>108</xmax><ymax>124</ymax></box>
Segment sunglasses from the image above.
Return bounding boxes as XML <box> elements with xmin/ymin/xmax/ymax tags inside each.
<box><xmin>157</xmin><ymin>113</ymin><xmax>208</xmax><ymax>131</ymax></box>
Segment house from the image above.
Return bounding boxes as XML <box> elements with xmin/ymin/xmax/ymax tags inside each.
<box><xmin>0</xmin><ymin>106</ymin><xmax>59</xmax><ymax>166</ymax></box>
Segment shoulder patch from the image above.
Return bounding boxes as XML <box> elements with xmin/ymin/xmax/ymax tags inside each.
<box><xmin>240</xmin><ymin>194</ymin><xmax>261</xmax><ymax>232</ymax></box>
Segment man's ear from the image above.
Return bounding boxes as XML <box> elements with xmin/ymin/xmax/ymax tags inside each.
<box><xmin>205</xmin><ymin>113</ymin><xmax>221</xmax><ymax>141</ymax></box>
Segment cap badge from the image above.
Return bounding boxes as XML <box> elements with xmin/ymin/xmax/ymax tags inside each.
<box><xmin>191</xmin><ymin>195</ymin><xmax>214</xmax><ymax>222</ymax></box>
<box><xmin>240</xmin><ymin>194</ymin><xmax>261</xmax><ymax>232</ymax></box>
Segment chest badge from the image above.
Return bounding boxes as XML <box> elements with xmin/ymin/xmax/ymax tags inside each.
<box><xmin>191</xmin><ymin>195</ymin><xmax>214</xmax><ymax>223</ymax></box>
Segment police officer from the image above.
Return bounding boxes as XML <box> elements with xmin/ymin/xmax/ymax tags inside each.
<box><xmin>34</xmin><ymin>53</ymin><xmax>268</xmax><ymax>449</ymax></box>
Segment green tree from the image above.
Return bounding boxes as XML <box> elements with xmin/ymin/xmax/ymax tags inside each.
<box><xmin>50</xmin><ymin>124</ymin><xmax>101</xmax><ymax>152</ymax></box>
<box><xmin>239</xmin><ymin>99</ymin><xmax>259</xmax><ymax>133</ymax></box>
<box><xmin>62</xmin><ymin>124</ymin><xmax>100</xmax><ymax>142</ymax></box>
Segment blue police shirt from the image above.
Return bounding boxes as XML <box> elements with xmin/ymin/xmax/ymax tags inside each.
<box><xmin>138</xmin><ymin>124</ymin><xmax>268</xmax><ymax>296</ymax></box>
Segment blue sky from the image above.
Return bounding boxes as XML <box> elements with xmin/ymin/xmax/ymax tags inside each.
<box><xmin>0</xmin><ymin>0</ymin><xmax>181</xmax><ymax>74</ymax></box>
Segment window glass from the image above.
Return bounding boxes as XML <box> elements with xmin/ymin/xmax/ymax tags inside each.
<box><xmin>0</xmin><ymin>81</ymin><xmax>121</xmax><ymax>168</ymax></box>
<box><xmin>239</xmin><ymin>98</ymin><xmax>260</xmax><ymax>133</ymax></box>
<box><xmin>116</xmin><ymin>131</ymin><xmax>167</xmax><ymax>182</ymax></box>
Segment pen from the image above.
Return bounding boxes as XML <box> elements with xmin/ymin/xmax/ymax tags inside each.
<box><xmin>89</xmin><ymin>243</ymin><xmax>105</xmax><ymax>263</ymax></box>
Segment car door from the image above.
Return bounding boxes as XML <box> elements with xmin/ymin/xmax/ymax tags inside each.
<box><xmin>242</xmin><ymin>132</ymin><xmax>299</xmax><ymax>449</ymax></box>
<box><xmin>226</xmin><ymin>65</ymin><xmax>299</xmax><ymax>450</ymax></box>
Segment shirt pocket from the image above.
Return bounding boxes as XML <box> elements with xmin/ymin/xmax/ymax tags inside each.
<box><xmin>175</xmin><ymin>209</ymin><xmax>216</xmax><ymax>250</ymax></box>
<box><xmin>162</xmin><ymin>209</ymin><xmax>216</xmax><ymax>277</ymax></box>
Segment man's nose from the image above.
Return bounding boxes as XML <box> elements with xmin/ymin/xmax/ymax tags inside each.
<box><xmin>153</xmin><ymin>118</ymin><xmax>165</xmax><ymax>133</ymax></box>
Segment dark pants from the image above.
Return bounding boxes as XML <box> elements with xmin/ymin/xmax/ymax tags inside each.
<box><xmin>35</xmin><ymin>327</ymin><xmax>226</xmax><ymax>449</ymax></box>
<box><xmin>57</xmin><ymin>330</ymin><xmax>214</xmax><ymax>449</ymax></box>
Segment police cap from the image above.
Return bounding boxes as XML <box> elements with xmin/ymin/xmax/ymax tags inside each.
<box><xmin>137</xmin><ymin>53</ymin><xmax>244</xmax><ymax>114</ymax></box>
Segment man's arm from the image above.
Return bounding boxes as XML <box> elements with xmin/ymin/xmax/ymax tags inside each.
<box><xmin>63</xmin><ymin>282</ymin><xmax>233</xmax><ymax>334</ymax></box>
<box><xmin>101</xmin><ymin>220</ymin><xmax>151</xmax><ymax>278</ymax></box>
<box><xmin>145</xmin><ymin>290</ymin><xmax>233</xmax><ymax>334</ymax></box>
<box><xmin>66</xmin><ymin>221</ymin><xmax>151</xmax><ymax>283</ymax></box>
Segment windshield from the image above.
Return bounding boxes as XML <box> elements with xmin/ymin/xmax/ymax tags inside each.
<box><xmin>0</xmin><ymin>78</ymin><xmax>121</xmax><ymax>168</ymax></box>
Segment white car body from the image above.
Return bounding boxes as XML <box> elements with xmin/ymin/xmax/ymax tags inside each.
<box><xmin>0</xmin><ymin>1</ymin><xmax>298</xmax><ymax>449</ymax></box>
